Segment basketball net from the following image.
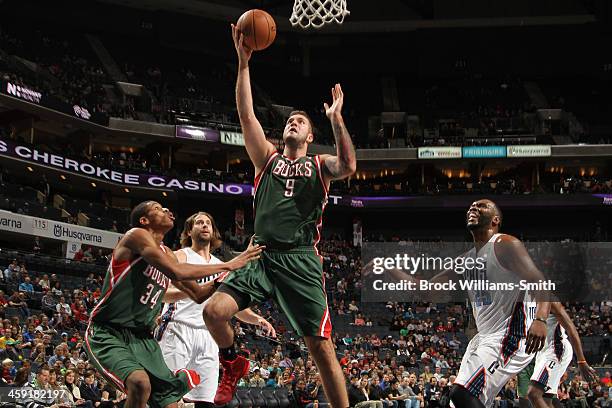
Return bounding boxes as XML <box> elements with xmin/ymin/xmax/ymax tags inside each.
<box><xmin>290</xmin><ymin>0</ymin><xmax>350</xmax><ymax>29</ymax></box>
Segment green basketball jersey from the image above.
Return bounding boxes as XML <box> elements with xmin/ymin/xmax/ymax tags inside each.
<box><xmin>91</xmin><ymin>245</ymin><xmax>171</xmax><ymax>331</ymax></box>
<box><xmin>253</xmin><ymin>152</ymin><xmax>327</xmax><ymax>249</ymax></box>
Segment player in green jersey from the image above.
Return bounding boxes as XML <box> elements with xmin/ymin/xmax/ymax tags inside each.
<box><xmin>202</xmin><ymin>24</ymin><xmax>357</xmax><ymax>408</ymax></box>
<box><xmin>86</xmin><ymin>201</ymin><xmax>262</xmax><ymax>408</ymax></box>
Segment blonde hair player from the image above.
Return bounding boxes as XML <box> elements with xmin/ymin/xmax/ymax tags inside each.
<box><xmin>85</xmin><ymin>201</ymin><xmax>262</xmax><ymax>408</ymax></box>
<box><xmin>157</xmin><ymin>212</ymin><xmax>276</xmax><ymax>408</ymax></box>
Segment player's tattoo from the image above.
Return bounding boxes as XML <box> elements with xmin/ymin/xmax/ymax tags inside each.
<box><xmin>325</xmin><ymin>117</ymin><xmax>356</xmax><ymax>179</ymax></box>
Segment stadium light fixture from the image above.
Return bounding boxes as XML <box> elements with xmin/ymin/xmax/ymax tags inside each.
<box><xmin>124</xmin><ymin>188</ymin><xmax>130</xmax><ymax>193</ymax></box>
<box><xmin>26</xmin><ymin>166</ymin><xmax>33</xmax><ymax>172</ymax></box>
<box><xmin>60</xmin><ymin>175</ymin><xmax>66</xmax><ymax>180</ymax></box>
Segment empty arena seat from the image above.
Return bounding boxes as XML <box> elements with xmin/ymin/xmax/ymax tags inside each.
<box><xmin>273</xmin><ymin>387</ymin><xmax>291</xmax><ymax>408</ymax></box>
<box><xmin>248</xmin><ymin>388</ymin><xmax>266</xmax><ymax>408</ymax></box>
<box><xmin>236</xmin><ymin>388</ymin><xmax>254</xmax><ymax>408</ymax></box>
<box><xmin>261</xmin><ymin>389</ymin><xmax>279</xmax><ymax>408</ymax></box>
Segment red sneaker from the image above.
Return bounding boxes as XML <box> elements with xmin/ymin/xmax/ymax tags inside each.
<box><xmin>174</xmin><ymin>368</ymin><xmax>201</xmax><ymax>390</ymax></box>
<box><xmin>214</xmin><ymin>356</ymin><xmax>250</xmax><ymax>405</ymax></box>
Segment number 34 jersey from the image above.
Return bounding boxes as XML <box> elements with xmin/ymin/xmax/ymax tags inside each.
<box><xmin>91</xmin><ymin>244</ymin><xmax>170</xmax><ymax>332</ymax></box>
<box><xmin>253</xmin><ymin>152</ymin><xmax>328</xmax><ymax>249</ymax></box>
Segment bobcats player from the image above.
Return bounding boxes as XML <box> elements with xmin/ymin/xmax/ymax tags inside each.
<box><xmin>157</xmin><ymin>212</ymin><xmax>276</xmax><ymax>408</ymax></box>
<box><xmin>85</xmin><ymin>201</ymin><xmax>262</xmax><ymax>408</ymax></box>
<box><xmin>449</xmin><ymin>199</ymin><xmax>550</xmax><ymax>408</ymax></box>
<box><xmin>202</xmin><ymin>25</ymin><xmax>357</xmax><ymax>407</ymax></box>
<box><xmin>525</xmin><ymin>302</ymin><xmax>597</xmax><ymax>408</ymax></box>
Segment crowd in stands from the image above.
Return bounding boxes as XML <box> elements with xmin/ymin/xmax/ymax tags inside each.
<box><xmin>2</xmin><ymin>22</ymin><xmax>612</xmax><ymax>148</ymax></box>
<box><xmin>330</xmin><ymin>173</ymin><xmax>612</xmax><ymax>197</ymax></box>
<box><xmin>0</xmin><ymin>233</ymin><xmax>609</xmax><ymax>407</ymax></box>
<box><xmin>0</xmin><ymin>23</ymin><xmax>110</xmax><ymax>113</ymax></box>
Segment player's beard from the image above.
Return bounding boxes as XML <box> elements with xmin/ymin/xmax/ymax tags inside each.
<box><xmin>467</xmin><ymin>212</ymin><xmax>493</xmax><ymax>231</ymax></box>
<box><xmin>192</xmin><ymin>234</ymin><xmax>211</xmax><ymax>247</ymax></box>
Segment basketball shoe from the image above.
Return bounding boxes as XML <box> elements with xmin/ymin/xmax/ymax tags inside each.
<box><xmin>214</xmin><ymin>355</ymin><xmax>250</xmax><ymax>405</ymax></box>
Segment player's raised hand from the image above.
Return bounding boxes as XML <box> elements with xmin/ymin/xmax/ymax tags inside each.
<box><xmin>227</xmin><ymin>236</ymin><xmax>264</xmax><ymax>271</ymax></box>
<box><xmin>578</xmin><ymin>361</ymin><xmax>598</xmax><ymax>383</ymax></box>
<box><xmin>231</xmin><ymin>24</ymin><xmax>253</xmax><ymax>65</ymax></box>
<box><xmin>525</xmin><ymin>319</ymin><xmax>547</xmax><ymax>353</ymax></box>
<box><xmin>256</xmin><ymin>316</ymin><xmax>277</xmax><ymax>338</ymax></box>
<box><xmin>323</xmin><ymin>83</ymin><xmax>344</xmax><ymax>121</ymax></box>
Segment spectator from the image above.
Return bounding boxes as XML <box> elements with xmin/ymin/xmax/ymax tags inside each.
<box><xmin>39</xmin><ymin>274</ymin><xmax>51</xmax><ymax>291</ymax></box>
<box><xmin>398</xmin><ymin>375</ymin><xmax>423</xmax><ymax>408</ymax></box>
<box><xmin>64</xmin><ymin>368</ymin><xmax>92</xmax><ymax>408</ymax></box>
<box><xmin>51</xmin><ymin>281</ymin><xmax>63</xmax><ymax>296</ymax></box>
<box><xmin>33</xmin><ymin>237</ymin><xmax>43</xmax><ymax>253</ymax></box>
<box><xmin>295</xmin><ymin>378</ymin><xmax>317</xmax><ymax>408</ymax></box>
<box><xmin>3</xmin><ymin>259</ymin><xmax>20</xmax><ymax>281</ymax></box>
<box><xmin>31</xmin><ymin>364</ymin><xmax>52</xmax><ymax>390</ymax></box>
<box><xmin>56</xmin><ymin>297</ymin><xmax>72</xmax><ymax>316</ymax></box>
<box><xmin>36</xmin><ymin>316</ymin><xmax>56</xmax><ymax>336</ymax></box>
<box><xmin>1</xmin><ymin>358</ymin><xmax>15</xmax><ymax>384</ymax></box>
<box><xmin>349</xmin><ymin>377</ymin><xmax>383</xmax><ymax>408</ymax></box>
<box><xmin>436</xmin><ymin>356</ymin><xmax>450</xmax><ymax>370</ymax></box>
<box><xmin>279</xmin><ymin>355</ymin><xmax>294</xmax><ymax>369</ymax></box>
<box><xmin>9</xmin><ymin>292</ymin><xmax>29</xmax><ymax>318</ymax></box>
<box><xmin>249</xmin><ymin>370</ymin><xmax>265</xmax><ymax>388</ymax></box>
<box><xmin>419</xmin><ymin>366</ymin><xmax>434</xmax><ymax>383</ymax></box>
<box><xmin>32</xmin><ymin>277</ymin><xmax>43</xmax><ymax>292</ymax></box>
<box><xmin>384</xmin><ymin>380</ymin><xmax>406</xmax><ymax>408</ymax></box>
<box><xmin>1</xmin><ymin>340</ymin><xmax>24</xmax><ymax>362</ymax></box>
<box><xmin>13</xmin><ymin>366</ymin><xmax>30</xmax><ymax>387</ymax></box>
<box><xmin>42</xmin><ymin>292</ymin><xmax>58</xmax><ymax>314</ymax></box>
<box><xmin>19</xmin><ymin>276</ymin><xmax>34</xmax><ymax>293</ymax></box>
<box><xmin>266</xmin><ymin>370</ymin><xmax>279</xmax><ymax>388</ymax></box>
<box><xmin>80</xmin><ymin>369</ymin><xmax>110</xmax><ymax>408</ymax></box>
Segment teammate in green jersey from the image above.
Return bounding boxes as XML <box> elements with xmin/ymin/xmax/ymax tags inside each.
<box><xmin>86</xmin><ymin>201</ymin><xmax>262</xmax><ymax>408</ymax></box>
<box><xmin>202</xmin><ymin>24</ymin><xmax>357</xmax><ymax>408</ymax></box>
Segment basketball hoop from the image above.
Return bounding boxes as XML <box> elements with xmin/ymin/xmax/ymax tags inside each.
<box><xmin>290</xmin><ymin>0</ymin><xmax>350</xmax><ymax>29</ymax></box>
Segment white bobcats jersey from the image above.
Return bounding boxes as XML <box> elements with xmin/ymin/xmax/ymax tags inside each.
<box><xmin>463</xmin><ymin>233</ymin><xmax>536</xmax><ymax>336</ymax></box>
<box><xmin>545</xmin><ymin>313</ymin><xmax>567</xmax><ymax>348</ymax></box>
<box><xmin>160</xmin><ymin>248</ymin><xmax>222</xmax><ymax>329</ymax></box>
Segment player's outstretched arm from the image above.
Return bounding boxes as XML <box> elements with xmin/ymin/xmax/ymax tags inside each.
<box><xmin>494</xmin><ymin>234</ymin><xmax>551</xmax><ymax>353</ymax></box>
<box><xmin>551</xmin><ymin>302</ymin><xmax>598</xmax><ymax>382</ymax></box>
<box><xmin>164</xmin><ymin>280</ymin><xmax>217</xmax><ymax>304</ymax></box>
<box><xmin>320</xmin><ymin>84</ymin><xmax>356</xmax><ymax>185</ymax></box>
<box><xmin>231</xmin><ymin>24</ymin><xmax>276</xmax><ymax>172</ymax></box>
<box><xmin>235</xmin><ymin>308</ymin><xmax>277</xmax><ymax>338</ymax></box>
<box><xmin>122</xmin><ymin>228</ymin><xmax>263</xmax><ymax>281</ymax></box>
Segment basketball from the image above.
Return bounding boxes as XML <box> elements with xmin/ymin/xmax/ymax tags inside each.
<box><xmin>236</xmin><ymin>9</ymin><xmax>276</xmax><ymax>51</ymax></box>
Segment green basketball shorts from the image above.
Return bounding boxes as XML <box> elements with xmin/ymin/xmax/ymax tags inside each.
<box><xmin>218</xmin><ymin>248</ymin><xmax>332</xmax><ymax>338</ymax></box>
<box><xmin>85</xmin><ymin>322</ymin><xmax>199</xmax><ymax>408</ymax></box>
<box><xmin>517</xmin><ymin>358</ymin><xmax>536</xmax><ymax>398</ymax></box>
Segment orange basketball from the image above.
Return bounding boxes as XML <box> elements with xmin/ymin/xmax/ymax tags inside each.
<box><xmin>236</xmin><ymin>9</ymin><xmax>276</xmax><ymax>51</ymax></box>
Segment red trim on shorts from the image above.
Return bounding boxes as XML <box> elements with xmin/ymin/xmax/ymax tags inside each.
<box><xmin>84</xmin><ymin>326</ymin><xmax>126</xmax><ymax>391</ymax></box>
<box><xmin>174</xmin><ymin>368</ymin><xmax>201</xmax><ymax>390</ymax></box>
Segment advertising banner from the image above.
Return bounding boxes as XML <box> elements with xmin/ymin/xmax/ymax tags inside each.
<box><xmin>506</xmin><ymin>145</ymin><xmax>552</xmax><ymax>157</ymax></box>
<box><xmin>0</xmin><ymin>210</ymin><xmax>122</xmax><ymax>249</ymax></box>
<box><xmin>417</xmin><ymin>147</ymin><xmax>462</xmax><ymax>159</ymax></box>
<box><xmin>175</xmin><ymin>125</ymin><xmax>220</xmax><ymax>142</ymax></box>
<box><xmin>220</xmin><ymin>131</ymin><xmax>245</xmax><ymax>146</ymax></box>
<box><xmin>462</xmin><ymin>146</ymin><xmax>507</xmax><ymax>158</ymax></box>
<box><xmin>0</xmin><ymin>138</ymin><xmax>253</xmax><ymax>196</ymax></box>
<box><xmin>0</xmin><ymin>80</ymin><xmax>108</xmax><ymax>125</ymax></box>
